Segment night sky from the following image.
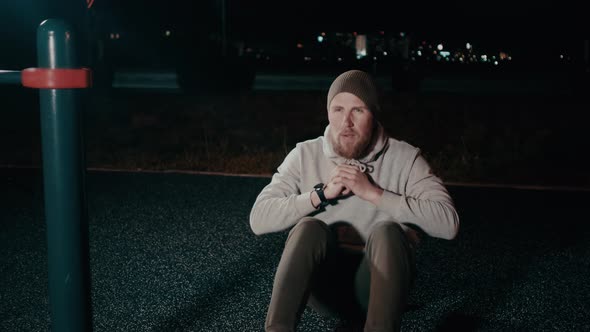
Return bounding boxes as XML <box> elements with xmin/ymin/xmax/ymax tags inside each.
<box><xmin>0</xmin><ymin>0</ymin><xmax>587</xmax><ymax>68</ymax></box>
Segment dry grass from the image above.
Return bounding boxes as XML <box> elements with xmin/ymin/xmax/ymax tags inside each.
<box><xmin>2</xmin><ymin>87</ymin><xmax>589</xmax><ymax>187</ymax></box>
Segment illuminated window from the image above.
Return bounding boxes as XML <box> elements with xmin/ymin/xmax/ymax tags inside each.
<box><xmin>355</xmin><ymin>35</ymin><xmax>367</xmax><ymax>58</ymax></box>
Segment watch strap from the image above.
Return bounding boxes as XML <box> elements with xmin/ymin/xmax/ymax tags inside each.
<box><xmin>314</xmin><ymin>183</ymin><xmax>329</xmax><ymax>208</ymax></box>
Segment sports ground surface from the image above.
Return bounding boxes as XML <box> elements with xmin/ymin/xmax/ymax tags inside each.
<box><xmin>1</xmin><ymin>167</ymin><xmax>589</xmax><ymax>331</ymax></box>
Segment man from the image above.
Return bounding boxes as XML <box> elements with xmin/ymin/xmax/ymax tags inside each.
<box><xmin>250</xmin><ymin>70</ymin><xmax>459</xmax><ymax>332</ymax></box>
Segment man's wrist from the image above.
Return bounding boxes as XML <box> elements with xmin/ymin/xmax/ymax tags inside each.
<box><xmin>368</xmin><ymin>187</ymin><xmax>384</xmax><ymax>206</ymax></box>
<box><xmin>313</xmin><ymin>183</ymin><xmax>330</xmax><ymax>209</ymax></box>
<box><xmin>310</xmin><ymin>190</ymin><xmax>321</xmax><ymax>208</ymax></box>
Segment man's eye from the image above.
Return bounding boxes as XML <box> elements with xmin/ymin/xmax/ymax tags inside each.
<box><xmin>332</xmin><ymin>108</ymin><xmax>342</xmax><ymax>112</ymax></box>
<box><xmin>353</xmin><ymin>108</ymin><xmax>364</xmax><ymax>113</ymax></box>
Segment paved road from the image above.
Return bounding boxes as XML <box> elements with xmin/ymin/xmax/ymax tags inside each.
<box><xmin>1</xmin><ymin>168</ymin><xmax>589</xmax><ymax>331</ymax></box>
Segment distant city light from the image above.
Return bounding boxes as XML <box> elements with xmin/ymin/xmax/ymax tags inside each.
<box><xmin>165</xmin><ymin>30</ymin><xmax>171</xmax><ymax>37</ymax></box>
<box><xmin>560</xmin><ymin>54</ymin><xmax>564</xmax><ymax>59</ymax></box>
<box><xmin>355</xmin><ymin>35</ymin><xmax>367</xmax><ymax>58</ymax></box>
<box><xmin>282</xmin><ymin>31</ymin><xmax>514</xmax><ymax>69</ymax></box>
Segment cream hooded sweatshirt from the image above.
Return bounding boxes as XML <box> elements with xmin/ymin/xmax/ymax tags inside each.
<box><xmin>249</xmin><ymin>124</ymin><xmax>459</xmax><ymax>247</ymax></box>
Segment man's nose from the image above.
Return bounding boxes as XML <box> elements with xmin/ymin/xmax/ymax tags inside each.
<box><xmin>343</xmin><ymin>111</ymin><xmax>353</xmax><ymax>127</ymax></box>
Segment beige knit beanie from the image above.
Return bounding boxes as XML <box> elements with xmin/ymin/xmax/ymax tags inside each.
<box><xmin>326</xmin><ymin>70</ymin><xmax>380</xmax><ymax>114</ymax></box>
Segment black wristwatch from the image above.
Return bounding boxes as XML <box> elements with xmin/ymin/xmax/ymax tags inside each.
<box><xmin>313</xmin><ymin>183</ymin><xmax>329</xmax><ymax>208</ymax></box>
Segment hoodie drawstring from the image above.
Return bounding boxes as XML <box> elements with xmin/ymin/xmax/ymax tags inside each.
<box><xmin>344</xmin><ymin>159</ymin><xmax>372</xmax><ymax>173</ymax></box>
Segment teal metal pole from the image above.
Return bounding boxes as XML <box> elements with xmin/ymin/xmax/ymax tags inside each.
<box><xmin>37</xmin><ymin>19</ymin><xmax>91</xmax><ymax>332</ymax></box>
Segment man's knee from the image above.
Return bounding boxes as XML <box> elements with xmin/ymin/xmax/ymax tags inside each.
<box><xmin>284</xmin><ymin>218</ymin><xmax>331</xmax><ymax>256</ymax></box>
<box><xmin>367</xmin><ymin>222</ymin><xmax>406</xmax><ymax>248</ymax></box>
<box><xmin>288</xmin><ymin>217</ymin><xmax>329</xmax><ymax>239</ymax></box>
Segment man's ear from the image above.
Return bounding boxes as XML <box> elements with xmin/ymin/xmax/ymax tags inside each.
<box><xmin>372</xmin><ymin>115</ymin><xmax>379</xmax><ymax>129</ymax></box>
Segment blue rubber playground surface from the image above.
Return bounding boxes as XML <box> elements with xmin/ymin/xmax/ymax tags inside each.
<box><xmin>1</xmin><ymin>167</ymin><xmax>589</xmax><ymax>331</ymax></box>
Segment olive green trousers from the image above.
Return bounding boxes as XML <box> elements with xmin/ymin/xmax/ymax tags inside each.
<box><xmin>265</xmin><ymin>217</ymin><xmax>415</xmax><ymax>332</ymax></box>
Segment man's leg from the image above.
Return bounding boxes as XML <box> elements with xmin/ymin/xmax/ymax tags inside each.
<box><xmin>265</xmin><ymin>217</ymin><xmax>331</xmax><ymax>332</ymax></box>
<box><xmin>362</xmin><ymin>222</ymin><xmax>414</xmax><ymax>332</ymax></box>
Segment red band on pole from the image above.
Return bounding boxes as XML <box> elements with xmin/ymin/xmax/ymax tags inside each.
<box><xmin>21</xmin><ymin>68</ymin><xmax>92</xmax><ymax>89</ymax></box>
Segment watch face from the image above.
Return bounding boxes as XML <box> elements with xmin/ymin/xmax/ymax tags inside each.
<box><xmin>314</xmin><ymin>183</ymin><xmax>324</xmax><ymax>190</ymax></box>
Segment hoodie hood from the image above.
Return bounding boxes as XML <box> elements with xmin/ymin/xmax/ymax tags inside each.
<box><xmin>322</xmin><ymin>122</ymin><xmax>389</xmax><ymax>172</ymax></box>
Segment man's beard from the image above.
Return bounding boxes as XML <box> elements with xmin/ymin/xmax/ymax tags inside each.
<box><xmin>331</xmin><ymin>130</ymin><xmax>372</xmax><ymax>160</ymax></box>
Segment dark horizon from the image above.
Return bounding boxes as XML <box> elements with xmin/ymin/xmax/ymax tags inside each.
<box><xmin>0</xmin><ymin>0</ymin><xmax>588</xmax><ymax>70</ymax></box>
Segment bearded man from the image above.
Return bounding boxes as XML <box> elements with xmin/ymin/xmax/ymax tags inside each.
<box><xmin>250</xmin><ymin>70</ymin><xmax>459</xmax><ymax>332</ymax></box>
